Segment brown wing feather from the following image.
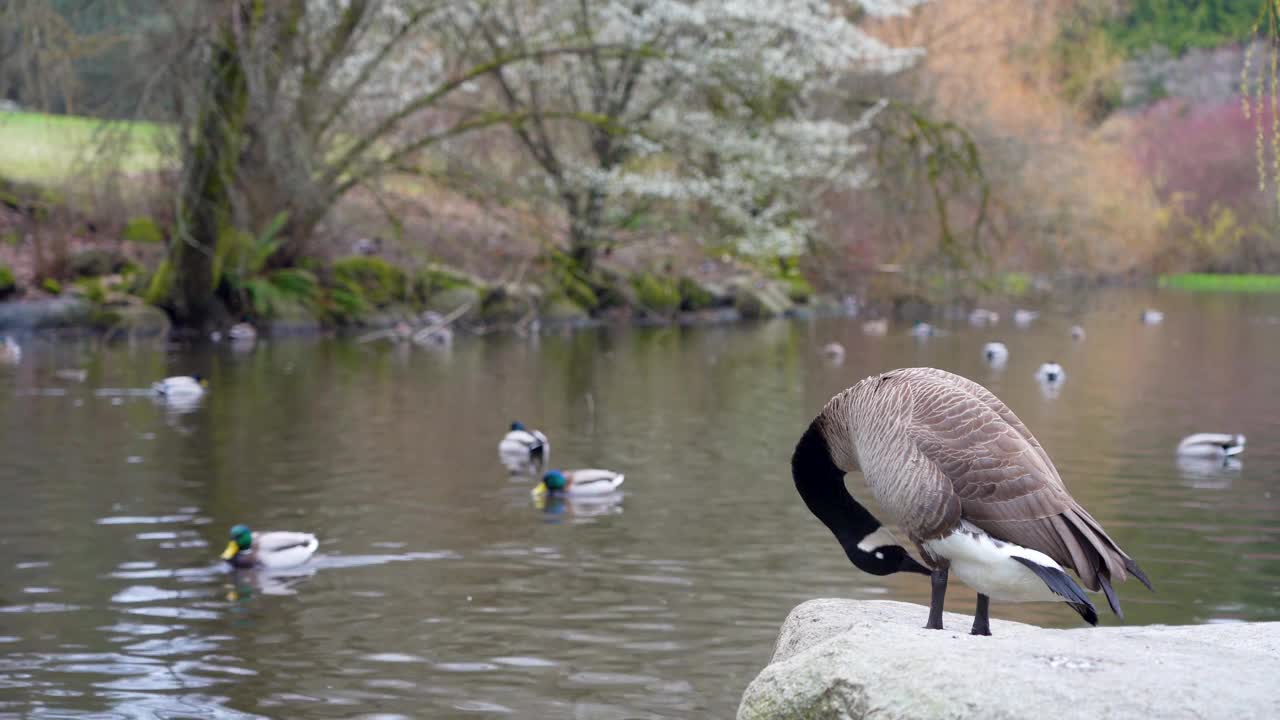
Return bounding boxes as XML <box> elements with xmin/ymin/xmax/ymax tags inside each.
<box><xmin>903</xmin><ymin>369</ymin><xmax>1142</xmax><ymax>593</ymax></box>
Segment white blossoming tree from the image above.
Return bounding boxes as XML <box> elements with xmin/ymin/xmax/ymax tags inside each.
<box><xmin>446</xmin><ymin>0</ymin><xmax>925</xmax><ymax>271</ymax></box>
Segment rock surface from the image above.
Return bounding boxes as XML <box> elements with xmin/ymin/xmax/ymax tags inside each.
<box><xmin>738</xmin><ymin>599</ymin><xmax>1280</xmax><ymax>720</ymax></box>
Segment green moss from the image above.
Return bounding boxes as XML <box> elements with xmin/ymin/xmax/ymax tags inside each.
<box><xmin>325</xmin><ymin>281</ymin><xmax>369</xmax><ymax>322</ymax></box>
<box><xmin>121</xmin><ymin>216</ymin><xmax>164</xmax><ymax>244</ymax></box>
<box><xmin>331</xmin><ymin>256</ymin><xmax>406</xmax><ymax>308</ymax></box>
<box><xmin>74</xmin><ymin>276</ymin><xmax>107</xmax><ymax>304</ymax></box>
<box><xmin>678</xmin><ymin>276</ymin><xmax>715</xmax><ymax>311</ymax></box>
<box><xmin>42</xmin><ymin>278</ymin><xmax>63</xmax><ymax>295</ymax></box>
<box><xmin>784</xmin><ymin>275</ymin><xmax>814</xmax><ymax>304</ymax></box>
<box><xmin>144</xmin><ymin>259</ymin><xmax>173</xmax><ymax>306</ymax></box>
<box><xmin>0</xmin><ymin>264</ymin><xmax>15</xmax><ymax>299</ymax></box>
<box><xmin>631</xmin><ymin>272</ymin><xmax>680</xmax><ymax>316</ymax></box>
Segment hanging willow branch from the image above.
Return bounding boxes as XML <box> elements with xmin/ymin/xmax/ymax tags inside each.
<box><xmin>1242</xmin><ymin>0</ymin><xmax>1280</xmax><ymax>201</ymax></box>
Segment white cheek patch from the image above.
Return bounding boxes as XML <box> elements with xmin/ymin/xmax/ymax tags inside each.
<box><xmin>856</xmin><ymin>526</ymin><xmax>900</xmax><ymax>554</ymax></box>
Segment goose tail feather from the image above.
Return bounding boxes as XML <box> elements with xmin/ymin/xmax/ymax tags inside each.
<box><xmin>1012</xmin><ymin>556</ymin><xmax>1098</xmax><ymax>626</ymax></box>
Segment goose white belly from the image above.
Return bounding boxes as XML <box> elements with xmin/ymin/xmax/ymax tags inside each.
<box><xmin>924</xmin><ymin>525</ymin><xmax>1062</xmax><ymax>603</ymax></box>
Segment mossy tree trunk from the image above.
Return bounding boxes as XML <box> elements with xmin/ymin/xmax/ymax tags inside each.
<box><xmin>167</xmin><ymin>1</ymin><xmax>253</xmax><ymax>331</ymax></box>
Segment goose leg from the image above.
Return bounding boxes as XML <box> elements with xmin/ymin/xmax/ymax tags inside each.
<box><xmin>971</xmin><ymin>594</ymin><xmax>991</xmax><ymax>636</ymax></box>
<box><xmin>926</xmin><ymin>567</ymin><xmax>948</xmax><ymax>630</ymax></box>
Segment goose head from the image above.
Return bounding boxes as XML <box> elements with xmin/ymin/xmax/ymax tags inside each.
<box><xmin>221</xmin><ymin>524</ymin><xmax>252</xmax><ymax>562</ymax></box>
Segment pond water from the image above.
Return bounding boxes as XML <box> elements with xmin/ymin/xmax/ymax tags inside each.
<box><xmin>1</xmin><ymin>288</ymin><xmax>1278</xmax><ymax>718</ymax></box>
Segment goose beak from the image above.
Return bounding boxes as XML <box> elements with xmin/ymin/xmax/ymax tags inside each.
<box><xmin>531</xmin><ymin>482</ymin><xmax>547</xmax><ymax>500</ymax></box>
<box><xmin>221</xmin><ymin>540</ymin><xmax>240</xmax><ymax>561</ymax></box>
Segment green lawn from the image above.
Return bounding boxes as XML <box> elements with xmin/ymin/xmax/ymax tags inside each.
<box><xmin>0</xmin><ymin>111</ymin><xmax>173</xmax><ymax>187</ymax></box>
<box><xmin>1159</xmin><ymin>273</ymin><xmax>1280</xmax><ymax>293</ymax></box>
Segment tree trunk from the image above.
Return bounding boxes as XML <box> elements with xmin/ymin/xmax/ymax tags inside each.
<box><xmin>566</xmin><ymin>188</ymin><xmax>606</xmax><ymax>274</ymax></box>
<box><xmin>167</xmin><ymin>3</ymin><xmax>250</xmax><ymax>331</ymax></box>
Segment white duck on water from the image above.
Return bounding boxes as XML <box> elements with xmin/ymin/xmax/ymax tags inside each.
<box><xmin>152</xmin><ymin>375</ymin><xmax>207</xmax><ymax>398</ymax></box>
<box><xmin>982</xmin><ymin>342</ymin><xmax>1008</xmax><ymax>367</ymax></box>
<box><xmin>1035</xmin><ymin>362</ymin><xmax>1065</xmax><ymax>385</ymax></box>
<box><xmin>1176</xmin><ymin>433</ymin><xmax>1246</xmax><ymax>459</ymax></box>
<box><xmin>791</xmin><ymin>368</ymin><xmax>1151</xmax><ymax>635</ymax></box>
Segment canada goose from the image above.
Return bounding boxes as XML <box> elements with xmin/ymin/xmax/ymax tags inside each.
<box><xmin>532</xmin><ymin>469</ymin><xmax>624</xmax><ymax>499</ymax></box>
<box><xmin>152</xmin><ymin>375</ymin><xmax>207</xmax><ymax>397</ymax></box>
<box><xmin>1070</xmin><ymin>325</ymin><xmax>1086</xmax><ymax>341</ymax></box>
<box><xmin>982</xmin><ymin>342</ymin><xmax>1009</xmax><ymax>367</ymax></box>
<box><xmin>1176</xmin><ymin>433</ymin><xmax>1245</xmax><ymax>459</ymax></box>
<box><xmin>0</xmin><ymin>336</ymin><xmax>21</xmax><ymax>364</ymax></box>
<box><xmin>792</xmin><ymin>368</ymin><xmax>1151</xmax><ymax>635</ymax></box>
<box><xmin>821</xmin><ymin>342</ymin><xmax>846</xmax><ymax>362</ymax></box>
<box><xmin>499</xmin><ymin>422</ymin><xmax>549</xmax><ymax>468</ymax></box>
<box><xmin>221</xmin><ymin>524</ymin><xmax>319</xmax><ymax>569</ymax></box>
<box><xmin>1013</xmin><ymin>309</ymin><xmax>1039</xmax><ymax>327</ymax></box>
<box><xmin>969</xmin><ymin>309</ymin><xmax>999</xmax><ymax>327</ymax></box>
<box><xmin>1035</xmin><ymin>362</ymin><xmax>1065</xmax><ymax>384</ymax></box>
<box><xmin>1141</xmin><ymin>309</ymin><xmax>1164</xmax><ymax>325</ymax></box>
<box><xmin>862</xmin><ymin>318</ymin><xmax>889</xmax><ymax>336</ymax></box>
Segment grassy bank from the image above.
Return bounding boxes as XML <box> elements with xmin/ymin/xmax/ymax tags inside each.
<box><xmin>1159</xmin><ymin>273</ymin><xmax>1280</xmax><ymax>293</ymax></box>
<box><xmin>0</xmin><ymin>111</ymin><xmax>172</xmax><ymax>186</ymax></box>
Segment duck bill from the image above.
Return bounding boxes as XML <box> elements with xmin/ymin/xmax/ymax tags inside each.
<box><xmin>220</xmin><ymin>540</ymin><xmax>240</xmax><ymax>561</ymax></box>
<box><xmin>531</xmin><ymin>482</ymin><xmax>548</xmax><ymax>499</ymax></box>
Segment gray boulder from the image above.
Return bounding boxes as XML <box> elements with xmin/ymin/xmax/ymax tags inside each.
<box><xmin>739</xmin><ymin>599</ymin><xmax>1280</xmax><ymax>720</ymax></box>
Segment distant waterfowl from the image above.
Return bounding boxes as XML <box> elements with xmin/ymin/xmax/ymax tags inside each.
<box><xmin>792</xmin><ymin>368</ymin><xmax>1151</xmax><ymax>635</ymax></box>
<box><xmin>969</xmin><ymin>309</ymin><xmax>999</xmax><ymax>327</ymax></box>
<box><xmin>228</xmin><ymin>322</ymin><xmax>257</xmax><ymax>341</ymax></box>
<box><xmin>1176</xmin><ymin>433</ymin><xmax>1246</xmax><ymax>459</ymax></box>
<box><xmin>0</xmin><ymin>336</ymin><xmax>21</xmax><ymax>364</ymax></box>
<box><xmin>821</xmin><ymin>342</ymin><xmax>846</xmax><ymax>362</ymax></box>
<box><xmin>982</xmin><ymin>342</ymin><xmax>1009</xmax><ymax>367</ymax></box>
<box><xmin>221</xmin><ymin>524</ymin><xmax>319</xmax><ymax>569</ymax></box>
<box><xmin>1070</xmin><ymin>325</ymin><xmax>1086</xmax><ymax>341</ymax></box>
<box><xmin>1035</xmin><ymin>362</ymin><xmax>1065</xmax><ymax>384</ymax></box>
<box><xmin>909</xmin><ymin>322</ymin><xmax>935</xmax><ymax>338</ymax></box>
<box><xmin>1013</xmin><ymin>309</ymin><xmax>1039</xmax><ymax>327</ymax></box>
<box><xmin>500</xmin><ymin>422</ymin><xmax>549</xmax><ymax>468</ymax></box>
<box><xmin>532</xmin><ymin>469</ymin><xmax>625</xmax><ymax>499</ymax></box>
<box><xmin>1141</xmin><ymin>309</ymin><xmax>1164</xmax><ymax>325</ymax></box>
<box><xmin>152</xmin><ymin>375</ymin><xmax>207</xmax><ymax>398</ymax></box>
<box><xmin>862</xmin><ymin>318</ymin><xmax>889</xmax><ymax>336</ymax></box>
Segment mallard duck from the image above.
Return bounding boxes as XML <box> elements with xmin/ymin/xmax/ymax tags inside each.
<box><xmin>909</xmin><ymin>322</ymin><xmax>935</xmax><ymax>338</ymax></box>
<box><xmin>1141</xmin><ymin>309</ymin><xmax>1164</xmax><ymax>325</ymax></box>
<box><xmin>0</xmin><ymin>336</ymin><xmax>21</xmax><ymax>364</ymax></box>
<box><xmin>152</xmin><ymin>375</ymin><xmax>207</xmax><ymax>397</ymax></box>
<box><xmin>499</xmin><ymin>422</ymin><xmax>549</xmax><ymax>467</ymax></box>
<box><xmin>532</xmin><ymin>469</ymin><xmax>625</xmax><ymax>499</ymax></box>
<box><xmin>821</xmin><ymin>342</ymin><xmax>845</xmax><ymax>362</ymax></box>
<box><xmin>1176</xmin><ymin>433</ymin><xmax>1246</xmax><ymax>459</ymax></box>
<box><xmin>982</xmin><ymin>342</ymin><xmax>1008</xmax><ymax>366</ymax></box>
<box><xmin>1070</xmin><ymin>325</ymin><xmax>1086</xmax><ymax>341</ymax></box>
<box><xmin>792</xmin><ymin>368</ymin><xmax>1151</xmax><ymax>635</ymax></box>
<box><xmin>221</xmin><ymin>524</ymin><xmax>319</xmax><ymax>569</ymax></box>
<box><xmin>969</xmin><ymin>309</ymin><xmax>999</xmax><ymax>327</ymax></box>
<box><xmin>1013</xmin><ymin>309</ymin><xmax>1039</xmax><ymax>327</ymax></box>
<box><xmin>1035</xmin><ymin>362</ymin><xmax>1065</xmax><ymax>384</ymax></box>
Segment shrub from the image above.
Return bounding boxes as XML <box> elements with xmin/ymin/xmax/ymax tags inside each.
<box><xmin>69</xmin><ymin>249</ymin><xmax>127</xmax><ymax>278</ymax></box>
<box><xmin>0</xmin><ymin>265</ymin><xmax>15</xmax><ymax>298</ymax></box>
<box><xmin>631</xmin><ymin>272</ymin><xmax>680</xmax><ymax>316</ymax></box>
<box><xmin>678</xmin><ymin>276</ymin><xmax>715</xmax><ymax>311</ymax></box>
<box><xmin>331</xmin><ymin>256</ymin><xmax>406</xmax><ymax>308</ymax></box>
<box><xmin>121</xmin><ymin>216</ymin><xmax>164</xmax><ymax>244</ymax></box>
<box><xmin>42</xmin><ymin>278</ymin><xmax>62</xmax><ymax>295</ymax></box>
<box><xmin>414</xmin><ymin>265</ymin><xmax>476</xmax><ymax>303</ymax></box>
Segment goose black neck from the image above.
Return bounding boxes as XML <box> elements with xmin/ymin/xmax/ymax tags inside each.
<box><xmin>792</xmin><ymin>419</ymin><xmax>881</xmax><ymax>561</ymax></box>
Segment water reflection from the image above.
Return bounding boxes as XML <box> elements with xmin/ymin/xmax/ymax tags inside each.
<box><xmin>0</xmin><ymin>288</ymin><xmax>1277</xmax><ymax>717</ymax></box>
<box><xmin>1176</xmin><ymin>456</ymin><xmax>1242</xmax><ymax>490</ymax></box>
